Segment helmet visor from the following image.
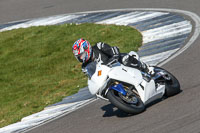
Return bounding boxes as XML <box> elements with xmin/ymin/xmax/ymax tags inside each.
<box><xmin>75</xmin><ymin>51</ymin><xmax>87</xmax><ymax>63</ymax></box>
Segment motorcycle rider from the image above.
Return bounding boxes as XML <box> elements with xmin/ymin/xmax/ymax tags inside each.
<box><xmin>72</xmin><ymin>38</ymin><xmax>154</xmax><ymax>75</ymax></box>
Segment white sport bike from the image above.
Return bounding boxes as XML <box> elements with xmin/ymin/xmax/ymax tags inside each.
<box><xmin>85</xmin><ymin>56</ymin><xmax>180</xmax><ymax>114</ymax></box>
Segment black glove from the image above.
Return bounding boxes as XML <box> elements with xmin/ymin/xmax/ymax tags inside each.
<box><xmin>129</xmin><ymin>55</ymin><xmax>139</xmax><ymax>65</ymax></box>
<box><xmin>122</xmin><ymin>54</ymin><xmax>138</xmax><ymax>67</ymax></box>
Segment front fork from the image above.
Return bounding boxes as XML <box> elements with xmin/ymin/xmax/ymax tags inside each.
<box><xmin>109</xmin><ymin>83</ymin><xmax>127</xmax><ymax>96</ymax></box>
<box><xmin>96</xmin><ymin>83</ymin><xmax>128</xmax><ymax>101</ymax></box>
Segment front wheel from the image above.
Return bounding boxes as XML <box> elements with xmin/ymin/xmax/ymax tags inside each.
<box><xmin>107</xmin><ymin>89</ymin><xmax>145</xmax><ymax>114</ymax></box>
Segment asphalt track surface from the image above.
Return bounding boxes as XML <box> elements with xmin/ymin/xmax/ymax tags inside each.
<box><xmin>1</xmin><ymin>0</ymin><xmax>200</xmax><ymax>133</ymax></box>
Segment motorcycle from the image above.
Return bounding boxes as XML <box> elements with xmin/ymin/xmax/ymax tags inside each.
<box><xmin>85</xmin><ymin>57</ymin><xmax>180</xmax><ymax>114</ymax></box>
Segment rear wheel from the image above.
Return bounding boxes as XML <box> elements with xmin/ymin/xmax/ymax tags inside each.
<box><xmin>154</xmin><ymin>67</ymin><xmax>181</xmax><ymax>97</ymax></box>
<box><xmin>107</xmin><ymin>89</ymin><xmax>145</xmax><ymax>114</ymax></box>
<box><xmin>165</xmin><ymin>72</ymin><xmax>181</xmax><ymax>96</ymax></box>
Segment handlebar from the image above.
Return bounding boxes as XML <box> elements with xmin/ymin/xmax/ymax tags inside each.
<box><xmin>106</xmin><ymin>56</ymin><xmax>120</xmax><ymax>67</ymax></box>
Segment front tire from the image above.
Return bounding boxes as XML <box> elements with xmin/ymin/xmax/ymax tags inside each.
<box><xmin>107</xmin><ymin>89</ymin><xmax>145</xmax><ymax>114</ymax></box>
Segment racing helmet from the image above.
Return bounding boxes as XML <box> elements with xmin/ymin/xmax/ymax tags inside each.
<box><xmin>72</xmin><ymin>38</ymin><xmax>92</xmax><ymax>63</ymax></box>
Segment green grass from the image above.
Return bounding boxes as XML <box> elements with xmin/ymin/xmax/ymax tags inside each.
<box><xmin>0</xmin><ymin>23</ymin><xmax>142</xmax><ymax>127</ymax></box>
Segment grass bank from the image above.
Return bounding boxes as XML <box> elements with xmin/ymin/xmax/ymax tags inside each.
<box><xmin>0</xmin><ymin>23</ymin><xmax>142</xmax><ymax>127</ymax></box>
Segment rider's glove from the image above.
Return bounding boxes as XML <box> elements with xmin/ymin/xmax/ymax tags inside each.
<box><xmin>122</xmin><ymin>51</ymin><xmax>139</xmax><ymax>67</ymax></box>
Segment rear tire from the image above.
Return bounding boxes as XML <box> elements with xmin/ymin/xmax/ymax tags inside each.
<box><xmin>154</xmin><ymin>67</ymin><xmax>181</xmax><ymax>97</ymax></box>
<box><xmin>165</xmin><ymin>72</ymin><xmax>181</xmax><ymax>96</ymax></box>
<box><xmin>107</xmin><ymin>89</ymin><xmax>145</xmax><ymax>114</ymax></box>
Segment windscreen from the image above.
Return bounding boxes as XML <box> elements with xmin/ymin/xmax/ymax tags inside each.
<box><xmin>85</xmin><ymin>62</ymin><xmax>97</xmax><ymax>78</ymax></box>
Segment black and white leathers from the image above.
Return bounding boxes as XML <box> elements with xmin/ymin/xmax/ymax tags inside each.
<box><xmin>82</xmin><ymin>42</ymin><xmax>152</xmax><ymax>75</ymax></box>
<box><xmin>82</xmin><ymin>42</ymin><xmax>120</xmax><ymax>68</ymax></box>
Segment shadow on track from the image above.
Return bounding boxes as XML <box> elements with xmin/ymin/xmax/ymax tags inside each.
<box><xmin>101</xmin><ymin>90</ymin><xmax>182</xmax><ymax>117</ymax></box>
<box><xmin>101</xmin><ymin>104</ymin><xmax>134</xmax><ymax>118</ymax></box>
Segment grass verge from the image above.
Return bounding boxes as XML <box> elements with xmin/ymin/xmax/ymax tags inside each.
<box><xmin>0</xmin><ymin>23</ymin><xmax>142</xmax><ymax>127</ymax></box>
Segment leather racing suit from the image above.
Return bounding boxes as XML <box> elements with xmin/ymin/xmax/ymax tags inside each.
<box><xmin>82</xmin><ymin>42</ymin><xmax>150</xmax><ymax>74</ymax></box>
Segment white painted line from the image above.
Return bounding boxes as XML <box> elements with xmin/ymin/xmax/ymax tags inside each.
<box><xmin>0</xmin><ymin>14</ymin><xmax>85</xmax><ymax>32</ymax></box>
<box><xmin>157</xmin><ymin>9</ymin><xmax>200</xmax><ymax>66</ymax></box>
<box><xmin>141</xmin><ymin>48</ymin><xmax>179</xmax><ymax>66</ymax></box>
<box><xmin>0</xmin><ymin>99</ymin><xmax>96</xmax><ymax>133</ymax></box>
<box><xmin>98</xmin><ymin>12</ymin><xmax>168</xmax><ymax>26</ymax></box>
<box><xmin>97</xmin><ymin>12</ymin><xmax>142</xmax><ymax>24</ymax></box>
<box><xmin>142</xmin><ymin>21</ymin><xmax>192</xmax><ymax>43</ymax></box>
<box><xmin>21</xmin><ymin>98</ymin><xmax>97</xmax><ymax>133</ymax></box>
